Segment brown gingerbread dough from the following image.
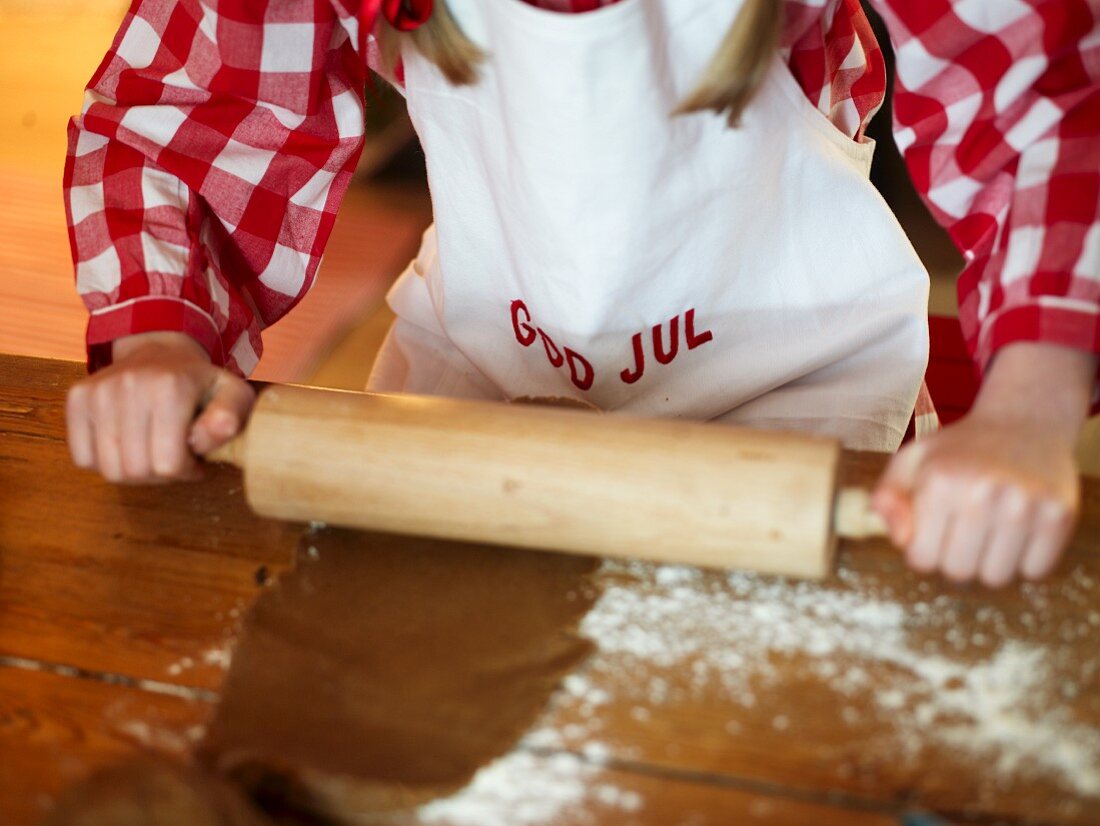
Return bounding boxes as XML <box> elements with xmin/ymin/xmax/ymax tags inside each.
<box><xmin>509</xmin><ymin>395</ymin><xmax>602</xmax><ymax>412</ymax></box>
<box><xmin>41</xmin><ymin>758</ymin><xmax>273</xmax><ymax>826</ymax></box>
<box><xmin>198</xmin><ymin>528</ymin><xmax>599</xmax><ymax>820</ymax></box>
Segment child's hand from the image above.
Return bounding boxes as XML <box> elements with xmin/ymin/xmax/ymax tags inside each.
<box><xmin>872</xmin><ymin>413</ymin><xmax>1079</xmax><ymax>587</ymax></box>
<box><xmin>66</xmin><ymin>332</ymin><xmax>255</xmax><ymax>483</ymax></box>
<box><xmin>871</xmin><ymin>341</ymin><xmax>1095</xmax><ymax>588</ymax></box>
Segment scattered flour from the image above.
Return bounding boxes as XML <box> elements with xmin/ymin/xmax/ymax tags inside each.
<box><xmin>114</xmin><ymin>720</ymin><xmax>206</xmax><ymax>755</ymax></box>
<box><xmin>414</xmin><ymin>558</ymin><xmax>1098</xmax><ymax>823</ymax></box>
<box><xmin>165</xmin><ymin>656</ymin><xmax>194</xmax><ymax>677</ymax></box>
<box><xmin>418</xmin><ymin>751</ymin><xmax>639</xmax><ymax>826</ymax></box>
<box><xmin>163</xmin><ymin>642</ymin><xmax>234</xmax><ymax>676</ymax></box>
<box><xmin>201</xmin><ymin>642</ymin><xmax>233</xmax><ymax>670</ymax></box>
<box><xmin>56</xmin><ymin>543</ymin><xmax>1091</xmax><ymax>824</ymax></box>
<box><xmin>566</xmin><ymin>560</ymin><xmax>1100</xmax><ymax>799</ymax></box>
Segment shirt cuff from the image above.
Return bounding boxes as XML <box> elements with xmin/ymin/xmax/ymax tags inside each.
<box><xmin>976</xmin><ymin>301</ymin><xmax>1100</xmax><ymax>415</ymax></box>
<box><xmin>86</xmin><ymin>296</ymin><xmax>225</xmax><ymax>373</ymax></box>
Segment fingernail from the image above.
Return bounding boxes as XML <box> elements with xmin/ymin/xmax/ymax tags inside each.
<box><xmin>906</xmin><ymin>548</ymin><xmax>936</xmax><ymax>574</ymax></box>
<box><xmin>1021</xmin><ymin>558</ymin><xmax>1048</xmax><ymax>581</ymax></box>
<box><xmin>212</xmin><ymin>410</ymin><xmax>237</xmax><ymax>436</ymax></box>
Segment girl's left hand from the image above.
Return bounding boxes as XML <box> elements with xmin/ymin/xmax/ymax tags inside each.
<box><xmin>871</xmin><ymin>341</ymin><xmax>1095</xmax><ymax>589</ymax></box>
<box><xmin>871</xmin><ymin>411</ymin><xmax>1079</xmax><ymax>588</ymax></box>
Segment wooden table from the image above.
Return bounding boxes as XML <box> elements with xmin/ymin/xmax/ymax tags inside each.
<box><xmin>1</xmin><ymin>354</ymin><xmax>1097</xmax><ymax>825</ymax></box>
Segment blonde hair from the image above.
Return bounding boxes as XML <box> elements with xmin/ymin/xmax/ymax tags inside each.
<box><xmin>376</xmin><ymin>0</ymin><xmax>782</xmax><ymax>126</ymax></box>
<box><xmin>376</xmin><ymin>1</ymin><xmax>485</xmax><ymax>86</ymax></box>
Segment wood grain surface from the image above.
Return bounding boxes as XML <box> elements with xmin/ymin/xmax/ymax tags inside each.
<box><xmin>1</xmin><ymin>354</ymin><xmax>1098</xmax><ymax>825</ymax></box>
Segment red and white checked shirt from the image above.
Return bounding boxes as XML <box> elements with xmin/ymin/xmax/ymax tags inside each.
<box><xmin>65</xmin><ymin>0</ymin><xmax>1100</xmax><ymax>415</ymax></box>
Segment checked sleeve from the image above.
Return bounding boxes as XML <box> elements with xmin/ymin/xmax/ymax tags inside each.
<box><xmin>874</xmin><ymin>0</ymin><xmax>1100</xmax><ymax>406</ymax></box>
<box><xmin>64</xmin><ymin>0</ymin><xmax>372</xmax><ymax>374</ymax></box>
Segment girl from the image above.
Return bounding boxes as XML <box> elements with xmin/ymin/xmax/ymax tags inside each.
<box><xmin>64</xmin><ymin>0</ymin><xmax>1099</xmax><ymax>587</ymax></box>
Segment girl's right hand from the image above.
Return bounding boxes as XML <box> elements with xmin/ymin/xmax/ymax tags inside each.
<box><xmin>66</xmin><ymin>332</ymin><xmax>255</xmax><ymax>483</ymax></box>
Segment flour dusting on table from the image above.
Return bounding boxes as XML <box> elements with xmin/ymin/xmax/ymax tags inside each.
<box><xmin>421</xmin><ymin>559</ymin><xmax>1098</xmax><ymax>823</ymax></box>
<box><xmin>564</xmin><ymin>561</ymin><xmax>1098</xmax><ymax>794</ymax></box>
<box><xmin>419</xmin><ymin>751</ymin><xmax>640</xmax><ymax>826</ymax></box>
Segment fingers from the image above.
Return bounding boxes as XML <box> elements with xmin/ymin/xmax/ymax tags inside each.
<box><xmin>189</xmin><ymin>373</ymin><xmax>255</xmax><ymax>455</ymax></box>
<box><xmin>1021</xmin><ymin>501</ymin><xmax>1075</xmax><ymax>581</ymax></box>
<box><xmin>873</xmin><ymin>442</ymin><xmax>926</xmax><ymax>547</ymax></box>
<box><xmin>939</xmin><ymin>481</ymin><xmax>994</xmax><ymax>583</ymax></box>
<box><xmin>91</xmin><ymin>381</ymin><xmax>125</xmax><ymax>483</ymax></box>
<box><xmin>906</xmin><ymin>476</ymin><xmax>954</xmax><ymax>574</ymax></box>
<box><xmin>871</xmin><ymin>486</ymin><xmax>914</xmax><ymax>548</ymax></box>
<box><xmin>878</xmin><ymin>441</ymin><xmax>926</xmax><ymax>493</ymax></box>
<box><xmin>119</xmin><ymin>374</ymin><xmax>153</xmax><ymax>480</ymax></box>
<box><xmin>65</xmin><ymin>383</ymin><xmax>96</xmax><ymax>470</ymax></box>
<box><xmin>149</xmin><ymin>374</ymin><xmax>203</xmax><ymax>481</ymax></box>
<box><xmin>66</xmin><ymin>366</ymin><xmax>212</xmax><ymax>484</ymax></box>
<box><xmin>901</xmin><ymin>468</ymin><xmax>1076</xmax><ymax>588</ymax></box>
<box><xmin>978</xmin><ymin>489</ymin><xmax>1030</xmax><ymax>588</ymax></box>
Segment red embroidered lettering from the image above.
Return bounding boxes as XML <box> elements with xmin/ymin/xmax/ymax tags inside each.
<box><xmin>509</xmin><ymin>299</ymin><xmax>597</xmax><ymax>392</ymax></box>
<box><xmin>620</xmin><ymin>332</ymin><xmax>645</xmax><ymax>385</ymax></box>
<box><xmin>511</xmin><ymin>300</ymin><xmax>536</xmax><ymax>346</ymax></box>
<box><xmin>565</xmin><ymin>348</ymin><xmax>594</xmax><ymax>391</ymax></box>
<box><xmin>685</xmin><ymin>308</ymin><xmax>713</xmax><ymax>350</ymax></box>
<box><xmin>538</xmin><ymin>328</ymin><xmax>564</xmax><ymax>367</ymax></box>
<box><xmin>653</xmin><ymin>315</ymin><xmax>680</xmax><ymax>365</ymax></box>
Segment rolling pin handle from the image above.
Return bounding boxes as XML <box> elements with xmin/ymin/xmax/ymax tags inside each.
<box><xmin>833</xmin><ymin>487</ymin><xmax>888</xmax><ymax>540</ymax></box>
<box><xmin>206</xmin><ymin>433</ymin><xmax>247</xmax><ymax>468</ymax></box>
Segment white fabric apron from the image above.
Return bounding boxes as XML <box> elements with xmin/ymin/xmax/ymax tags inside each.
<box><xmin>367</xmin><ymin>0</ymin><xmax>930</xmax><ymax>451</ymax></box>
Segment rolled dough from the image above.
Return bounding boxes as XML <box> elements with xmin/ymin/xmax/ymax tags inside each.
<box><xmin>41</xmin><ymin>759</ymin><xmax>273</xmax><ymax>826</ymax></box>
<box><xmin>199</xmin><ymin>528</ymin><xmax>599</xmax><ymax>820</ymax></box>
<box><xmin>510</xmin><ymin>395</ymin><xmax>602</xmax><ymax>412</ymax></box>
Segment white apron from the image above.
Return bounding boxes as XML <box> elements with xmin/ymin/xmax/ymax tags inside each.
<box><xmin>367</xmin><ymin>0</ymin><xmax>930</xmax><ymax>451</ymax></box>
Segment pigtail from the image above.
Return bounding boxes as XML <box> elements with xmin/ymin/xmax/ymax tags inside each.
<box><xmin>374</xmin><ymin>2</ymin><xmax>484</xmax><ymax>86</ymax></box>
<box><xmin>676</xmin><ymin>0</ymin><xmax>783</xmax><ymax>126</ymax></box>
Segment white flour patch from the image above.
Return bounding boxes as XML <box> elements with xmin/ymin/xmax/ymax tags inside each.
<box><xmin>201</xmin><ymin>642</ymin><xmax>233</xmax><ymax>670</ymax></box>
<box><xmin>113</xmin><ymin>720</ymin><xmax>206</xmax><ymax>756</ymax></box>
<box><xmin>415</xmin><ymin>558</ymin><xmax>1098</xmax><ymax>824</ymax></box>
<box><xmin>165</xmin><ymin>640</ymin><xmax>236</xmax><ymax>677</ymax></box>
<box><xmin>418</xmin><ymin>751</ymin><xmax>640</xmax><ymax>826</ymax></box>
<box><xmin>165</xmin><ymin>656</ymin><xmax>194</xmax><ymax>677</ymax></box>
<box><xmin>565</xmin><ymin>559</ymin><xmax>1100</xmax><ymax>800</ymax></box>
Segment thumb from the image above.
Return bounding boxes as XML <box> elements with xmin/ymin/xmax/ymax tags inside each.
<box><xmin>189</xmin><ymin>372</ymin><xmax>255</xmax><ymax>456</ymax></box>
<box><xmin>872</xmin><ymin>441</ymin><xmax>927</xmax><ymax>549</ymax></box>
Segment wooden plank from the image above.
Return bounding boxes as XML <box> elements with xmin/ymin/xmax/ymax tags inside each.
<box><xmin>395</xmin><ymin>752</ymin><xmax>900</xmax><ymax>826</ymax></box>
<box><xmin>530</xmin><ymin>452</ymin><xmax>1100</xmax><ymax>825</ymax></box>
<box><xmin>2</xmin><ymin>354</ymin><xmax>1099</xmax><ymax>825</ymax></box>
<box><xmin>0</xmin><ymin>355</ymin><xmax>301</xmax><ymax>689</ymax></box>
<box><xmin>0</xmin><ymin>665</ymin><xmax>899</xmax><ymax>826</ymax></box>
<box><xmin>0</xmin><ymin>665</ymin><xmax>212</xmax><ymax>826</ymax></box>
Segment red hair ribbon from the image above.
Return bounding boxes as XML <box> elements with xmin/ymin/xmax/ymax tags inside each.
<box><xmin>382</xmin><ymin>0</ymin><xmax>434</xmax><ymax>31</ymax></box>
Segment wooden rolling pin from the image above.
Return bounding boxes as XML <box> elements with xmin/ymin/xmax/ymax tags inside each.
<box><xmin>210</xmin><ymin>385</ymin><xmax>887</xmax><ymax>579</ymax></box>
